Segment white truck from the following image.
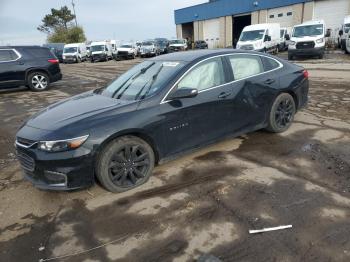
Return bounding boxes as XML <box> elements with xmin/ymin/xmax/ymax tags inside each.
<box><xmin>236</xmin><ymin>23</ymin><xmax>280</xmax><ymax>54</ymax></box>
<box><xmin>339</xmin><ymin>16</ymin><xmax>350</xmax><ymax>54</ymax></box>
<box><xmin>114</xmin><ymin>43</ymin><xmax>138</xmax><ymax>60</ymax></box>
<box><xmin>62</xmin><ymin>43</ymin><xmax>87</xmax><ymax>63</ymax></box>
<box><xmin>90</xmin><ymin>41</ymin><xmax>113</xmax><ymax>62</ymax></box>
<box><xmin>288</xmin><ymin>20</ymin><xmax>329</xmax><ymax>60</ymax></box>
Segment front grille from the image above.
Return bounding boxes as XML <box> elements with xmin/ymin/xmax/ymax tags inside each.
<box><xmin>239</xmin><ymin>44</ymin><xmax>254</xmax><ymax>50</ymax></box>
<box><xmin>118</xmin><ymin>51</ymin><xmax>128</xmax><ymax>55</ymax></box>
<box><xmin>17</xmin><ymin>150</ymin><xmax>35</xmax><ymax>172</ymax></box>
<box><xmin>296</xmin><ymin>41</ymin><xmax>315</xmax><ymax>49</ymax></box>
<box><xmin>16</xmin><ymin>137</ymin><xmax>36</xmax><ymax>147</ymax></box>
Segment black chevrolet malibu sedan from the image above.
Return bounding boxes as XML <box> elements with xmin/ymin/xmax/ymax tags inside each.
<box><xmin>15</xmin><ymin>50</ymin><xmax>308</xmax><ymax>192</ymax></box>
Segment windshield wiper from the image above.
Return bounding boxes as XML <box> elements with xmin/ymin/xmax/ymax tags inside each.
<box><xmin>136</xmin><ymin>64</ymin><xmax>164</xmax><ymax>100</ymax></box>
<box><xmin>111</xmin><ymin>62</ymin><xmax>156</xmax><ymax>99</ymax></box>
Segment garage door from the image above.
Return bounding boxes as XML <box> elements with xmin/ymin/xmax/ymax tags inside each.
<box><xmin>203</xmin><ymin>18</ymin><xmax>220</xmax><ymax>49</ymax></box>
<box><xmin>314</xmin><ymin>0</ymin><xmax>349</xmax><ymax>31</ymax></box>
<box><xmin>267</xmin><ymin>6</ymin><xmax>294</xmax><ymax>31</ymax></box>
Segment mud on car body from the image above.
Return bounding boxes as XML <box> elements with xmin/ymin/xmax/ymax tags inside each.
<box><xmin>16</xmin><ymin>49</ymin><xmax>309</xmax><ymax>192</ymax></box>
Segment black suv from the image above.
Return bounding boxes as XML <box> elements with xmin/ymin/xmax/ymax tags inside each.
<box><xmin>0</xmin><ymin>46</ymin><xmax>62</xmax><ymax>91</ymax></box>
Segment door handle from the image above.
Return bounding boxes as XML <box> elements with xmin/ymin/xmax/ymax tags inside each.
<box><xmin>218</xmin><ymin>92</ymin><xmax>231</xmax><ymax>99</ymax></box>
<box><xmin>264</xmin><ymin>79</ymin><xmax>275</xmax><ymax>85</ymax></box>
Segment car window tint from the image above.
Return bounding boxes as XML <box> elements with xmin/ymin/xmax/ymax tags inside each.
<box><xmin>262</xmin><ymin>56</ymin><xmax>280</xmax><ymax>71</ymax></box>
<box><xmin>177</xmin><ymin>57</ymin><xmax>225</xmax><ymax>91</ymax></box>
<box><xmin>26</xmin><ymin>48</ymin><xmax>53</xmax><ymax>58</ymax></box>
<box><xmin>228</xmin><ymin>55</ymin><xmax>263</xmax><ymax>80</ymax></box>
<box><xmin>0</xmin><ymin>50</ymin><xmax>14</xmax><ymax>61</ymax></box>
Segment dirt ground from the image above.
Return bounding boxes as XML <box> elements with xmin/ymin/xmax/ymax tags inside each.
<box><xmin>0</xmin><ymin>53</ymin><xmax>350</xmax><ymax>262</ymax></box>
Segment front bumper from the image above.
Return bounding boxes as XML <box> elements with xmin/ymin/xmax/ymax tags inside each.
<box><xmin>91</xmin><ymin>54</ymin><xmax>107</xmax><ymax>61</ymax></box>
<box><xmin>288</xmin><ymin>47</ymin><xmax>325</xmax><ymax>57</ymax></box>
<box><xmin>116</xmin><ymin>52</ymin><xmax>133</xmax><ymax>59</ymax></box>
<box><xmin>16</xmin><ymin>145</ymin><xmax>95</xmax><ymax>191</ymax></box>
<box><xmin>63</xmin><ymin>56</ymin><xmax>77</xmax><ymax>63</ymax></box>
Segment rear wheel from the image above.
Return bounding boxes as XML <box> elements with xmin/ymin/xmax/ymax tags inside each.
<box><xmin>96</xmin><ymin>136</ymin><xmax>155</xmax><ymax>193</ymax></box>
<box><xmin>266</xmin><ymin>93</ymin><xmax>296</xmax><ymax>133</ymax></box>
<box><xmin>27</xmin><ymin>72</ymin><xmax>50</xmax><ymax>92</ymax></box>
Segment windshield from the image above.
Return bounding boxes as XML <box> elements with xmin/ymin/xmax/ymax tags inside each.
<box><xmin>293</xmin><ymin>24</ymin><xmax>324</xmax><ymax>37</ymax></box>
<box><xmin>91</xmin><ymin>45</ymin><xmax>105</xmax><ymax>52</ymax></box>
<box><xmin>63</xmin><ymin>47</ymin><xmax>77</xmax><ymax>53</ymax></box>
<box><xmin>120</xmin><ymin>45</ymin><xmax>132</xmax><ymax>48</ymax></box>
<box><xmin>102</xmin><ymin>61</ymin><xmax>185</xmax><ymax>101</ymax></box>
<box><xmin>142</xmin><ymin>41</ymin><xmax>154</xmax><ymax>46</ymax></box>
<box><xmin>169</xmin><ymin>40</ymin><xmax>184</xmax><ymax>44</ymax></box>
<box><xmin>345</xmin><ymin>23</ymin><xmax>350</xmax><ymax>33</ymax></box>
<box><xmin>239</xmin><ymin>30</ymin><xmax>265</xmax><ymax>41</ymax></box>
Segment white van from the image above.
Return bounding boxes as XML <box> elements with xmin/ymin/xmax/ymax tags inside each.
<box><xmin>288</xmin><ymin>20</ymin><xmax>329</xmax><ymax>60</ymax></box>
<box><xmin>339</xmin><ymin>16</ymin><xmax>350</xmax><ymax>53</ymax></box>
<box><xmin>236</xmin><ymin>23</ymin><xmax>280</xmax><ymax>54</ymax></box>
<box><xmin>90</xmin><ymin>41</ymin><xmax>113</xmax><ymax>62</ymax></box>
<box><xmin>62</xmin><ymin>43</ymin><xmax>87</xmax><ymax>63</ymax></box>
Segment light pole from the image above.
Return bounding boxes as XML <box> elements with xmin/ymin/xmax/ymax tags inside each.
<box><xmin>71</xmin><ymin>0</ymin><xmax>78</xmax><ymax>26</ymax></box>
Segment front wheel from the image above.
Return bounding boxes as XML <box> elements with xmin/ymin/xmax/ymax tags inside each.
<box><xmin>96</xmin><ymin>136</ymin><xmax>155</xmax><ymax>193</ymax></box>
<box><xmin>266</xmin><ymin>93</ymin><xmax>296</xmax><ymax>133</ymax></box>
<box><xmin>27</xmin><ymin>72</ymin><xmax>50</xmax><ymax>91</ymax></box>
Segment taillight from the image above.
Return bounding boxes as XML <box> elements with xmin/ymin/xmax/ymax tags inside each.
<box><xmin>303</xmin><ymin>70</ymin><xmax>309</xmax><ymax>79</ymax></box>
<box><xmin>48</xmin><ymin>59</ymin><xmax>59</xmax><ymax>64</ymax></box>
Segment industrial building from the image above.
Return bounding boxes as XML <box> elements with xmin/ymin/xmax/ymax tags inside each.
<box><xmin>174</xmin><ymin>0</ymin><xmax>350</xmax><ymax>48</ymax></box>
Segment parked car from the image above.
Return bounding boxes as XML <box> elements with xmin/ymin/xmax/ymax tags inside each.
<box><xmin>62</xmin><ymin>43</ymin><xmax>87</xmax><ymax>63</ymax></box>
<box><xmin>288</xmin><ymin>20</ymin><xmax>329</xmax><ymax>60</ymax></box>
<box><xmin>135</xmin><ymin>41</ymin><xmax>142</xmax><ymax>56</ymax></box>
<box><xmin>90</xmin><ymin>41</ymin><xmax>113</xmax><ymax>62</ymax></box>
<box><xmin>155</xmin><ymin>38</ymin><xmax>169</xmax><ymax>54</ymax></box>
<box><xmin>140</xmin><ymin>40</ymin><xmax>159</xmax><ymax>57</ymax></box>
<box><xmin>278</xmin><ymin>28</ymin><xmax>290</xmax><ymax>51</ymax></box>
<box><xmin>43</xmin><ymin>43</ymin><xmax>64</xmax><ymax>62</ymax></box>
<box><xmin>194</xmin><ymin>40</ymin><xmax>208</xmax><ymax>49</ymax></box>
<box><xmin>0</xmin><ymin>46</ymin><xmax>61</xmax><ymax>91</ymax></box>
<box><xmin>168</xmin><ymin>39</ymin><xmax>187</xmax><ymax>52</ymax></box>
<box><xmin>15</xmin><ymin>49</ymin><xmax>308</xmax><ymax>192</ymax></box>
<box><xmin>236</xmin><ymin>23</ymin><xmax>280</xmax><ymax>54</ymax></box>
<box><xmin>114</xmin><ymin>44</ymin><xmax>137</xmax><ymax>60</ymax></box>
<box><xmin>339</xmin><ymin>16</ymin><xmax>350</xmax><ymax>53</ymax></box>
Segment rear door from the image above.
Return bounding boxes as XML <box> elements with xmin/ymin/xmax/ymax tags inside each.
<box><xmin>225</xmin><ymin>54</ymin><xmax>281</xmax><ymax>130</ymax></box>
<box><xmin>0</xmin><ymin>49</ymin><xmax>25</xmax><ymax>88</ymax></box>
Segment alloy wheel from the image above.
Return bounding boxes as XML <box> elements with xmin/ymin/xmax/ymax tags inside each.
<box><xmin>108</xmin><ymin>144</ymin><xmax>150</xmax><ymax>188</ymax></box>
<box><xmin>275</xmin><ymin>98</ymin><xmax>294</xmax><ymax>128</ymax></box>
<box><xmin>31</xmin><ymin>74</ymin><xmax>48</xmax><ymax>90</ymax></box>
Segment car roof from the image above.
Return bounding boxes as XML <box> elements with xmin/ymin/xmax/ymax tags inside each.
<box><xmin>150</xmin><ymin>49</ymin><xmax>260</xmax><ymax>62</ymax></box>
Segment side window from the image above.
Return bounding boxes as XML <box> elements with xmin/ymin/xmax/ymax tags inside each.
<box><xmin>0</xmin><ymin>50</ymin><xmax>18</xmax><ymax>62</ymax></box>
<box><xmin>177</xmin><ymin>57</ymin><xmax>225</xmax><ymax>91</ymax></box>
<box><xmin>228</xmin><ymin>55</ymin><xmax>264</xmax><ymax>80</ymax></box>
<box><xmin>262</xmin><ymin>57</ymin><xmax>280</xmax><ymax>71</ymax></box>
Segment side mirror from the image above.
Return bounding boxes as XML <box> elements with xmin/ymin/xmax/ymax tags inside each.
<box><xmin>264</xmin><ymin>35</ymin><xmax>271</xmax><ymax>42</ymax></box>
<box><xmin>168</xmin><ymin>88</ymin><xmax>198</xmax><ymax>100</ymax></box>
<box><xmin>325</xmin><ymin>29</ymin><xmax>331</xmax><ymax>37</ymax></box>
<box><xmin>285</xmin><ymin>34</ymin><xmax>290</xmax><ymax>40</ymax></box>
<box><xmin>339</xmin><ymin>30</ymin><xmax>343</xmax><ymax>36</ymax></box>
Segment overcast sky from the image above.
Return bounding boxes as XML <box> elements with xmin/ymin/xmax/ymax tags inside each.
<box><xmin>0</xmin><ymin>0</ymin><xmax>206</xmax><ymax>45</ymax></box>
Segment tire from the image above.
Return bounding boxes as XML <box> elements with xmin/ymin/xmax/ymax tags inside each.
<box><xmin>266</xmin><ymin>93</ymin><xmax>296</xmax><ymax>133</ymax></box>
<box><xmin>27</xmin><ymin>71</ymin><xmax>50</xmax><ymax>92</ymax></box>
<box><xmin>345</xmin><ymin>44</ymin><xmax>350</xmax><ymax>54</ymax></box>
<box><xmin>77</xmin><ymin>57</ymin><xmax>81</xmax><ymax>63</ymax></box>
<box><xmin>288</xmin><ymin>53</ymin><xmax>294</xmax><ymax>60</ymax></box>
<box><xmin>96</xmin><ymin>135</ymin><xmax>155</xmax><ymax>193</ymax></box>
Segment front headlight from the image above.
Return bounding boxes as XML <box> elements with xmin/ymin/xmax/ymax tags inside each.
<box><xmin>63</xmin><ymin>55</ymin><xmax>66</xmax><ymax>59</ymax></box>
<box><xmin>316</xmin><ymin>38</ymin><xmax>324</xmax><ymax>44</ymax></box>
<box><xmin>37</xmin><ymin>135</ymin><xmax>89</xmax><ymax>152</ymax></box>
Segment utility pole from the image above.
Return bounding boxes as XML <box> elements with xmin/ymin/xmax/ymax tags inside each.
<box><xmin>71</xmin><ymin>0</ymin><xmax>78</xmax><ymax>26</ymax></box>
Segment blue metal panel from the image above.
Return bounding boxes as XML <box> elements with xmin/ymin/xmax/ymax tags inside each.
<box><xmin>175</xmin><ymin>0</ymin><xmax>312</xmax><ymax>24</ymax></box>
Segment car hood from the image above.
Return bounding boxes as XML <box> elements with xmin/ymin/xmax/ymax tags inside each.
<box><xmin>169</xmin><ymin>44</ymin><xmax>185</xmax><ymax>47</ymax></box>
<box><xmin>26</xmin><ymin>92</ymin><xmax>136</xmax><ymax>131</ymax></box>
<box><xmin>290</xmin><ymin>35</ymin><xmax>322</xmax><ymax>42</ymax></box>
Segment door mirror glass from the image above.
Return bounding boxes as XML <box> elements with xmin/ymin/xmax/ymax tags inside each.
<box><xmin>264</xmin><ymin>35</ymin><xmax>271</xmax><ymax>42</ymax></box>
<box><xmin>168</xmin><ymin>88</ymin><xmax>198</xmax><ymax>100</ymax></box>
<box><xmin>285</xmin><ymin>34</ymin><xmax>290</xmax><ymax>40</ymax></box>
